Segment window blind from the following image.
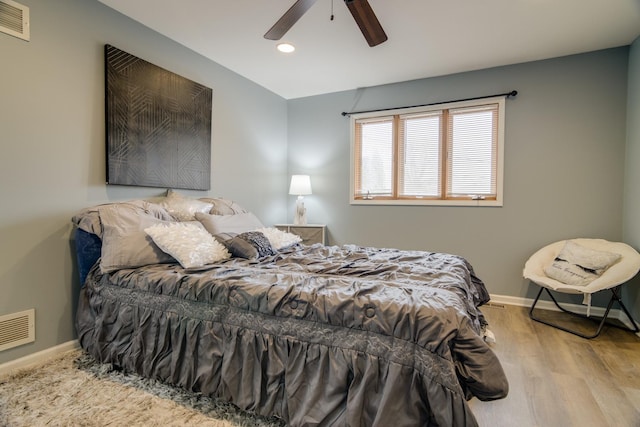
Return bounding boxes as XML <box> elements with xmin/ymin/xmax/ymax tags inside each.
<box><xmin>446</xmin><ymin>104</ymin><xmax>498</xmax><ymax>199</ymax></box>
<box><xmin>355</xmin><ymin>117</ymin><xmax>394</xmax><ymax>197</ymax></box>
<box><xmin>398</xmin><ymin>112</ymin><xmax>442</xmax><ymax>198</ymax></box>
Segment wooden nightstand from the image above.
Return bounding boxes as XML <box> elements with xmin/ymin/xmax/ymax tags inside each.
<box><xmin>275</xmin><ymin>224</ymin><xmax>326</xmax><ymax>245</ymax></box>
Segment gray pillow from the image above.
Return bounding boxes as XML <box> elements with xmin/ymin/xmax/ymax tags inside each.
<box><xmin>99</xmin><ymin>204</ymin><xmax>179</xmax><ymax>273</ymax></box>
<box><xmin>195</xmin><ymin>212</ymin><xmax>264</xmax><ymax>235</ymax></box>
<box><xmin>72</xmin><ymin>200</ymin><xmax>173</xmax><ymax>238</ymax></box>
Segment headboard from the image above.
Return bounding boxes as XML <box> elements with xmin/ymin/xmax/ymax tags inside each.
<box><xmin>75</xmin><ymin>228</ymin><xmax>102</xmax><ymax>286</ymax></box>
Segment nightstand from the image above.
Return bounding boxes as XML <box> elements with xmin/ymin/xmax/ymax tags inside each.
<box><xmin>275</xmin><ymin>224</ymin><xmax>326</xmax><ymax>245</ymax></box>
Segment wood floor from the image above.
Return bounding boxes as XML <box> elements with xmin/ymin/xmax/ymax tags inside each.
<box><xmin>468</xmin><ymin>304</ymin><xmax>640</xmax><ymax>427</ymax></box>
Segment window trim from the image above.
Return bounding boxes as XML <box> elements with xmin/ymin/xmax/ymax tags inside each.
<box><xmin>349</xmin><ymin>96</ymin><xmax>505</xmax><ymax>207</ymax></box>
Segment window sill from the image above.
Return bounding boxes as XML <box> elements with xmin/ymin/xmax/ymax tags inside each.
<box><xmin>349</xmin><ymin>198</ymin><xmax>503</xmax><ymax>207</ymax></box>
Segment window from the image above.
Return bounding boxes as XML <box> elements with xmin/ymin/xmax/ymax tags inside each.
<box><xmin>350</xmin><ymin>96</ymin><xmax>505</xmax><ymax>206</ymax></box>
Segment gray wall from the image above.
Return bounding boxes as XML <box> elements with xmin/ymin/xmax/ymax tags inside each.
<box><xmin>288</xmin><ymin>48</ymin><xmax>630</xmax><ymax>308</ymax></box>
<box><xmin>0</xmin><ymin>0</ymin><xmax>288</xmax><ymax>364</ymax></box>
<box><xmin>623</xmin><ymin>36</ymin><xmax>640</xmax><ymax>319</ymax></box>
<box><xmin>0</xmin><ymin>0</ymin><xmax>636</xmax><ymax>366</ymax></box>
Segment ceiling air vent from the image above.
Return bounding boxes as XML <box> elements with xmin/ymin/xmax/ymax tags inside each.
<box><xmin>0</xmin><ymin>0</ymin><xmax>29</xmax><ymax>41</ymax></box>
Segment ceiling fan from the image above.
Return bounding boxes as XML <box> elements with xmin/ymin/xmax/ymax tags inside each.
<box><xmin>264</xmin><ymin>0</ymin><xmax>388</xmax><ymax>47</ymax></box>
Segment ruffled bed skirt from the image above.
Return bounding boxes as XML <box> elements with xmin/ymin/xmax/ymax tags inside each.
<box><xmin>77</xmin><ymin>281</ymin><xmax>480</xmax><ymax>426</ymax></box>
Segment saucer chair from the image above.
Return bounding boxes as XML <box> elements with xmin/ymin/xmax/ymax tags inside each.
<box><xmin>523</xmin><ymin>238</ymin><xmax>640</xmax><ymax>339</ymax></box>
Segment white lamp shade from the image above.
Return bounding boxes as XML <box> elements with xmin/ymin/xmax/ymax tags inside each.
<box><xmin>289</xmin><ymin>175</ymin><xmax>312</xmax><ymax>195</ymax></box>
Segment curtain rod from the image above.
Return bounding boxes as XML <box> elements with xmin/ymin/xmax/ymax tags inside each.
<box><xmin>341</xmin><ymin>90</ymin><xmax>518</xmax><ymax>117</ymax></box>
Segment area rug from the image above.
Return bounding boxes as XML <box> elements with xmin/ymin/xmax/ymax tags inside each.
<box><xmin>0</xmin><ymin>349</ymin><xmax>286</xmax><ymax>426</ymax></box>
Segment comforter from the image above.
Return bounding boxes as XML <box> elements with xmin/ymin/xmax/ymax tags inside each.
<box><xmin>76</xmin><ymin>243</ymin><xmax>508</xmax><ymax>426</ymax></box>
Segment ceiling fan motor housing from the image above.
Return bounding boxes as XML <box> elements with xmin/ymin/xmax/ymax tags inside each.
<box><xmin>265</xmin><ymin>0</ymin><xmax>387</xmax><ymax>47</ymax></box>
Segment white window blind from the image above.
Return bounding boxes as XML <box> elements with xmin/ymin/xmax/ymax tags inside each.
<box><xmin>447</xmin><ymin>105</ymin><xmax>498</xmax><ymax>198</ymax></box>
<box><xmin>355</xmin><ymin>117</ymin><xmax>393</xmax><ymax>198</ymax></box>
<box><xmin>398</xmin><ymin>112</ymin><xmax>442</xmax><ymax>198</ymax></box>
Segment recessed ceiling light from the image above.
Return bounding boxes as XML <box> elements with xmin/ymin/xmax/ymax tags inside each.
<box><xmin>277</xmin><ymin>43</ymin><xmax>295</xmax><ymax>53</ymax></box>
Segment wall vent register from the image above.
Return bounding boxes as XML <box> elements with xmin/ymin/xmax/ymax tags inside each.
<box><xmin>0</xmin><ymin>0</ymin><xmax>29</xmax><ymax>41</ymax></box>
<box><xmin>0</xmin><ymin>308</ymin><xmax>35</xmax><ymax>352</ymax></box>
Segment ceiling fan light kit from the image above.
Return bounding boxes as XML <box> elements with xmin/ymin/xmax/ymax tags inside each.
<box><xmin>265</xmin><ymin>0</ymin><xmax>387</xmax><ymax>47</ymax></box>
<box><xmin>277</xmin><ymin>43</ymin><xmax>296</xmax><ymax>53</ymax></box>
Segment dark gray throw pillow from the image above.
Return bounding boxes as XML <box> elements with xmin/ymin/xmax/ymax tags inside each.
<box><xmin>215</xmin><ymin>231</ymin><xmax>276</xmax><ymax>259</ymax></box>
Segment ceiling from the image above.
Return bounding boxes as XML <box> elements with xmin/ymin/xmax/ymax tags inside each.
<box><xmin>98</xmin><ymin>0</ymin><xmax>640</xmax><ymax>100</ymax></box>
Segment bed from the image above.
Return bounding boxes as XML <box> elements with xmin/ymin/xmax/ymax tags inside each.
<box><xmin>72</xmin><ymin>192</ymin><xmax>508</xmax><ymax>427</ymax></box>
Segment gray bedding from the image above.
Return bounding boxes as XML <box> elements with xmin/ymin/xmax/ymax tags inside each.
<box><xmin>76</xmin><ymin>243</ymin><xmax>508</xmax><ymax>426</ymax></box>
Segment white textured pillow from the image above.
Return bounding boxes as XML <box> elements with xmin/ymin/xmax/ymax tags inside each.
<box><xmin>159</xmin><ymin>190</ymin><xmax>213</xmax><ymax>221</ymax></box>
<box><xmin>198</xmin><ymin>197</ymin><xmax>249</xmax><ymax>215</ymax></box>
<box><xmin>544</xmin><ymin>240</ymin><xmax>621</xmax><ymax>286</ymax></box>
<box><xmin>254</xmin><ymin>227</ymin><xmax>302</xmax><ymax>250</ymax></box>
<box><xmin>145</xmin><ymin>222</ymin><xmax>231</xmax><ymax>268</ymax></box>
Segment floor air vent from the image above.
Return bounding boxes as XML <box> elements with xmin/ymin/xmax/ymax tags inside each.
<box><xmin>0</xmin><ymin>309</ymin><xmax>35</xmax><ymax>352</ymax></box>
<box><xmin>0</xmin><ymin>0</ymin><xmax>29</xmax><ymax>41</ymax></box>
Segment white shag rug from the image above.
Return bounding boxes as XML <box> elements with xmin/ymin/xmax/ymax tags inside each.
<box><xmin>0</xmin><ymin>350</ymin><xmax>286</xmax><ymax>427</ymax></box>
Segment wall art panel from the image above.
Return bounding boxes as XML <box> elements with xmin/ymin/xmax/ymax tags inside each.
<box><xmin>105</xmin><ymin>44</ymin><xmax>212</xmax><ymax>190</ymax></box>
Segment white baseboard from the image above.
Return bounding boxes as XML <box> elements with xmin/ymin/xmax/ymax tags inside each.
<box><xmin>489</xmin><ymin>293</ymin><xmax>639</xmax><ymax>331</ymax></box>
<box><xmin>0</xmin><ymin>340</ymin><xmax>80</xmax><ymax>377</ymax></box>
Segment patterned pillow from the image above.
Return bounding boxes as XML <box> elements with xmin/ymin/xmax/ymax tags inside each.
<box><xmin>215</xmin><ymin>231</ymin><xmax>276</xmax><ymax>259</ymax></box>
<box><xmin>144</xmin><ymin>222</ymin><xmax>230</xmax><ymax>268</ymax></box>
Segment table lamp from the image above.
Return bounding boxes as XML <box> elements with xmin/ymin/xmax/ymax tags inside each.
<box><xmin>289</xmin><ymin>175</ymin><xmax>312</xmax><ymax>225</ymax></box>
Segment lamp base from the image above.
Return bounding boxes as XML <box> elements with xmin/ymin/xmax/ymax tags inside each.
<box><xmin>293</xmin><ymin>196</ymin><xmax>307</xmax><ymax>225</ymax></box>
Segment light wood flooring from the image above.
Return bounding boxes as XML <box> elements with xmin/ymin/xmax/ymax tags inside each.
<box><xmin>468</xmin><ymin>304</ymin><xmax>640</xmax><ymax>427</ymax></box>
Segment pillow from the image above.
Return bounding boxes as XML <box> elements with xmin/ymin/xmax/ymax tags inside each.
<box><xmin>99</xmin><ymin>204</ymin><xmax>178</xmax><ymax>273</ymax></box>
<box><xmin>196</xmin><ymin>211</ymin><xmax>265</xmax><ymax>235</ymax></box>
<box><xmin>254</xmin><ymin>227</ymin><xmax>302</xmax><ymax>250</ymax></box>
<box><xmin>72</xmin><ymin>200</ymin><xmax>173</xmax><ymax>238</ymax></box>
<box><xmin>543</xmin><ymin>240</ymin><xmax>622</xmax><ymax>286</ymax></box>
<box><xmin>144</xmin><ymin>222</ymin><xmax>231</xmax><ymax>268</ymax></box>
<box><xmin>158</xmin><ymin>189</ymin><xmax>213</xmax><ymax>221</ymax></box>
<box><xmin>215</xmin><ymin>231</ymin><xmax>276</xmax><ymax>259</ymax></box>
<box><xmin>198</xmin><ymin>197</ymin><xmax>249</xmax><ymax>215</ymax></box>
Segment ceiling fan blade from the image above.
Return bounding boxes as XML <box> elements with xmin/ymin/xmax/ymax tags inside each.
<box><xmin>344</xmin><ymin>0</ymin><xmax>388</xmax><ymax>47</ymax></box>
<box><xmin>264</xmin><ymin>0</ymin><xmax>318</xmax><ymax>40</ymax></box>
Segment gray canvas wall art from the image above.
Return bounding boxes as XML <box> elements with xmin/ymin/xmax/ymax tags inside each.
<box><xmin>105</xmin><ymin>44</ymin><xmax>212</xmax><ymax>190</ymax></box>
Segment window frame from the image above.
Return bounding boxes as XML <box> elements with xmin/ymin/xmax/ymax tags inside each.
<box><xmin>349</xmin><ymin>96</ymin><xmax>505</xmax><ymax>207</ymax></box>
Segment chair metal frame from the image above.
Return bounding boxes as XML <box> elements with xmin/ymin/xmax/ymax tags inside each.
<box><xmin>529</xmin><ymin>285</ymin><xmax>640</xmax><ymax>339</ymax></box>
